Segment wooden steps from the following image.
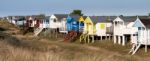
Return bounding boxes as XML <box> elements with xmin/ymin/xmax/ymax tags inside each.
<box><xmin>80</xmin><ymin>33</ymin><xmax>89</xmax><ymax>43</ymax></box>
<box><xmin>129</xmin><ymin>43</ymin><xmax>141</xmax><ymax>55</ymax></box>
<box><xmin>63</xmin><ymin>30</ymin><xmax>77</xmax><ymax>42</ymax></box>
<box><xmin>34</xmin><ymin>27</ymin><xmax>44</xmax><ymax>36</ymax></box>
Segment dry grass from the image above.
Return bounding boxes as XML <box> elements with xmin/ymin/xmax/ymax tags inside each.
<box><xmin>0</xmin><ymin>39</ymin><xmax>133</xmax><ymax>61</ymax></box>
<box><xmin>0</xmin><ymin>20</ymin><xmax>150</xmax><ymax>61</ymax></box>
<box><xmin>0</xmin><ymin>31</ymin><xmax>132</xmax><ymax>61</ymax></box>
<box><xmin>88</xmin><ymin>40</ymin><xmax>150</xmax><ymax>56</ymax></box>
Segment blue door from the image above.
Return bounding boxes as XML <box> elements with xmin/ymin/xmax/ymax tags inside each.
<box><xmin>72</xmin><ymin>21</ymin><xmax>79</xmax><ymax>32</ymax></box>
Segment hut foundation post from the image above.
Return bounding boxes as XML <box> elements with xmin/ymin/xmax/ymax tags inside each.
<box><xmin>109</xmin><ymin>35</ymin><xmax>111</xmax><ymax>40</ymax></box>
<box><xmin>100</xmin><ymin>36</ymin><xmax>102</xmax><ymax>41</ymax></box>
<box><xmin>105</xmin><ymin>34</ymin><xmax>107</xmax><ymax>40</ymax></box>
<box><xmin>92</xmin><ymin>35</ymin><xmax>94</xmax><ymax>43</ymax></box>
<box><xmin>145</xmin><ymin>31</ymin><xmax>149</xmax><ymax>52</ymax></box>
<box><xmin>55</xmin><ymin>29</ymin><xmax>57</xmax><ymax>38</ymax></box>
<box><xmin>87</xmin><ymin>35</ymin><xmax>90</xmax><ymax>43</ymax></box>
<box><xmin>131</xmin><ymin>34</ymin><xmax>135</xmax><ymax>45</ymax></box>
<box><xmin>122</xmin><ymin>35</ymin><xmax>125</xmax><ymax>46</ymax></box>
<box><xmin>118</xmin><ymin>36</ymin><xmax>121</xmax><ymax>44</ymax></box>
<box><xmin>114</xmin><ymin>35</ymin><xmax>116</xmax><ymax>44</ymax></box>
<box><xmin>145</xmin><ymin>45</ymin><xmax>148</xmax><ymax>52</ymax></box>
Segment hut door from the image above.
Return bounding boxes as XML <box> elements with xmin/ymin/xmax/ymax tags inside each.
<box><xmin>36</xmin><ymin>20</ymin><xmax>40</xmax><ymax>27</ymax></box>
<box><xmin>87</xmin><ymin>23</ymin><xmax>92</xmax><ymax>34</ymax></box>
<box><xmin>79</xmin><ymin>21</ymin><xmax>84</xmax><ymax>31</ymax></box>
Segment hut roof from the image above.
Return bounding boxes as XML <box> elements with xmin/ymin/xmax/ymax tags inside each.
<box><xmin>89</xmin><ymin>16</ymin><xmax>117</xmax><ymax>24</ymax></box>
<box><xmin>140</xmin><ymin>19</ymin><xmax>150</xmax><ymax>28</ymax></box>
<box><xmin>54</xmin><ymin>14</ymin><xmax>68</xmax><ymax>20</ymax></box>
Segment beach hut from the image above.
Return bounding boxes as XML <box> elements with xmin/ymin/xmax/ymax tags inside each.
<box><xmin>16</xmin><ymin>17</ymin><xmax>26</xmax><ymax>27</ymax></box>
<box><xmin>80</xmin><ymin>16</ymin><xmax>96</xmax><ymax>43</ymax></box>
<box><xmin>43</xmin><ymin>16</ymin><xmax>50</xmax><ymax>28</ymax></box>
<box><xmin>59</xmin><ymin>18</ymin><xmax>67</xmax><ymax>33</ymax></box>
<box><xmin>78</xmin><ymin>16</ymin><xmax>87</xmax><ymax>32</ymax></box>
<box><xmin>34</xmin><ymin>15</ymin><xmax>45</xmax><ymax>36</ymax></box>
<box><xmin>113</xmin><ymin>16</ymin><xmax>137</xmax><ymax>46</ymax></box>
<box><xmin>25</xmin><ymin>16</ymin><xmax>34</xmax><ymax>28</ymax></box>
<box><xmin>50</xmin><ymin>14</ymin><xmax>68</xmax><ymax>29</ymax></box>
<box><xmin>83</xmin><ymin>16</ymin><xmax>94</xmax><ymax>35</ymax></box>
<box><xmin>6</xmin><ymin>16</ymin><xmax>13</xmax><ymax>23</ymax></box>
<box><xmin>66</xmin><ymin>15</ymin><xmax>80</xmax><ymax>32</ymax></box>
<box><xmin>95</xmin><ymin>16</ymin><xmax>116</xmax><ymax>41</ymax></box>
<box><xmin>24</xmin><ymin>15</ymin><xmax>45</xmax><ymax>35</ymax></box>
<box><xmin>49</xmin><ymin>14</ymin><xmax>68</xmax><ymax>33</ymax></box>
<box><xmin>9</xmin><ymin>16</ymin><xmax>24</xmax><ymax>25</ymax></box>
<box><xmin>11</xmin><ymin>16</ymin><xmax>17</xmax><ymax>25</ymax></box>
<box><xmin>63</xmin><ymin>15</ymin><xmax>80</xmax><ymax>42</ymax></box>
<box><xmin>129</xmin><ymin>17</ymin><xmax>150</xmax><ymax>55</ymax></box>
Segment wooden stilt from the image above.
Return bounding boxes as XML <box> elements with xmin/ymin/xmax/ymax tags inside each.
<box><xmin>92</xmin><ymin>35</ymin><xmax>94</xmax><ymax>43</ymax></box>
<box><xmin>80</xmin><ymin>35</ymin><xmax>81</xmax><ymax>43</ymax></box>
<box><xmin>85</xmin><ymin>34</ymin><xmax>87</xmax><ymax>43</ymax></box>
<box><xmin>114</xmin><ymin>35</ymin><xmax>116</xmax><ymax>44</ymax></box>
<box><xmin>55</xmin><ymin>29</ymin><xmax>57</xmax><ymax>38</ymax></box>
<box><xmin>88</xmin><ymin>35</ymin><xmax>90</xmax><ymax>43</ymax></box>
<box><xmin>109</xmin><ymin>35</ymin><xmax>111</xmax><ymax>40</ymax></box>
<box><xmin>131</xmin><ymin>34</ymin><xmax>133</xmax><ymax>44</ymax></box>
<box><xmin>100</xmin><ymin>36</ymin><xmax>102</xmax><ymax>41</ymax></box>
<box><xmin>105</xmin><ymin>34</ymin><xmax>107</xmax><ymax>40</ymax></box>
<box><xmin>145</xmin><ymin>45</ymin><xmax>147</xmax><ymax>52</ymax></box>
<box><xmin>122</xmin><ymin>36</ymin><xmax>125</xmax><ymax>46</ymax></box>
<box><xmin>118</xmin><ymin>36</ymin><xmax>121</xmax><ymax>44</ymax></box>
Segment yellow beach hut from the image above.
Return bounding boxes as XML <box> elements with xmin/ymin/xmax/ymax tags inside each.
<box><xmin>78</xmin><ymin>16</ymin><xmax>87</xmax><ymax>32</ymax></box>
<box><xmin>80</xmin><ymin>16</ymin><xmax>96</xmax><ymax>43</ymax></box>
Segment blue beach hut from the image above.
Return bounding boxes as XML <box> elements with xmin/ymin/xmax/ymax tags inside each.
<box><xmin>66</xmin><ymin>15</ymin><xmax>80</xmax><ymax>32</ymax></box>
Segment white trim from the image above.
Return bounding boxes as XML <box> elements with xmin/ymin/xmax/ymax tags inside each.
<box><xmin>113</xmin><ymin>16</ymin><xmax>124</xmax><ymax>22</ymax></box>
<box><xmin>134</xmin><ymin>17</ymin><xmax>146</xmax><ymax>29</ymax></box>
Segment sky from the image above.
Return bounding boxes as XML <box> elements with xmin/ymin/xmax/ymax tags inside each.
<box><xmin>0</xmin><ymin>0</ymin><xmax>150</xmax><ymax>16</ymax></box>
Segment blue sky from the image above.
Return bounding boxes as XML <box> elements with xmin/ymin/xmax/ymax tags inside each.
<box><xmin>0</xmin><ymin>0</ymin><xmax>150</xmax><ymax>16</ymax></box>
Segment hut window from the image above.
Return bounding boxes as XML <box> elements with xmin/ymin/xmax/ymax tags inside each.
<box><xmin>73</xmin><ymin>21</ymin><xmax>76</xmax><ymax>24</ymax></box>
<box><xmin>133</xmin><ymin>34</ymin><xmax>138</xmax><ymax>36</ymax></box>
<box><xmin>46</xmin><ymin>19</ymin><xmax>49</xmax><ymax>23</ymax></box>
<box><xmin>87</xmin><ymin>23</ymin><xmax>92</xmax><ymax>25</ymax></box>
<box><xmin>115</xmin><ymin>21</ymin><xmax>117</xmax><ymax>25</ymax></box>
<box><xmin>138</xmin><ymin>27</ymin><xmax>141</xmax><ymax>30</ymax></box>
<box><xmin>100</xmin><ymin>23</ymin><xmax>105</xmax><ymax>29</ymax></box>
<box><xmin>54</xmin><ymin>19</ymin><xmax>56</xmax><ymax>22</ymax></box>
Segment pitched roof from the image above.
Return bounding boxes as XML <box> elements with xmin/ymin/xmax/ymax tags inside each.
<box><xmin>118</xmin><ymin>16</ymin><xmax>137</xmax><ymax>25</ymax></box>
<box><xmin>107</xmin><ymin>16</ymin><xmax>117</xmax><ymax>22</ymax></box>
<box><xmin>18</xmin><ymin>17</ymin><xmax>26</xmax><ymax>21</ymax></box>
<box><xmin>54</xmin><ymin>14</ymin><xmax>68</xmax><ymax>20</ymax></box>
<box><xmin>25</xmin><ymin>15</ymin><xmax>45</xmax><ymax>20</ymax></box>
<box><xmin>89</xmin><ymin>16</ymin><xmax>103</xmax><ymax>24</ymax></box>
<box><xmin>69</xmin><ymin>15</ymin><xmax>80</xmax><ymax>21</ymax></box>
<box><xmin>45</xmin><ymin>16</ymin><xmax>50</xmax><ymax>20</ymax></box>
<box><xmin>89</xmin><ymin>16</ymin><xmax>117</xmax><ymax>24</ymax></box>
<box><xmin>139</xmin><ymin>16</ymin><xmax>150</xmax><ymax>19</ymax></box>
<box><xmin>140</xmin><ymin>19</ymin><xmax>150</xmax><ymax>28</ymax></box>
<box><xmin>82</xmin><ymin>16</ymin><xmax>87</xmax><ymax>20</ymax></box>
<box><xmin>119</xmin><ymin>16</ymin><xmax>137</xmax><ymax>22</ymax></box>
<box><xmin>11</xmin><ymin>16</ymin><xmax>25</xmax><ymax>21</ymax></box>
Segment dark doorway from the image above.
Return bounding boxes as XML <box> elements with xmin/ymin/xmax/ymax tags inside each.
<box><xmin>124</xmin><ymin>34</ymin><xmax>131</xmax><ymax>42</ymax></box>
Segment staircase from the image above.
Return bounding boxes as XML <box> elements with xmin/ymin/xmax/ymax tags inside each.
<box><xmin>129</xmin><ymin>43</ymin><xmax>141</xmax><ymax>55</ymax></box>
<box><xmin>34</xmin><ymin>27</ymin><xmax>44</xmax><ymax>36</ymax></box>
<box><xmin>64</xmin><ymin>30</ymin><xmax>77</xmax><ymax>42</ymax></box>
<box><xmin>80</xmin><ymin>33</ymin><xmax>88</xmax><ymax>43</ymax></box>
